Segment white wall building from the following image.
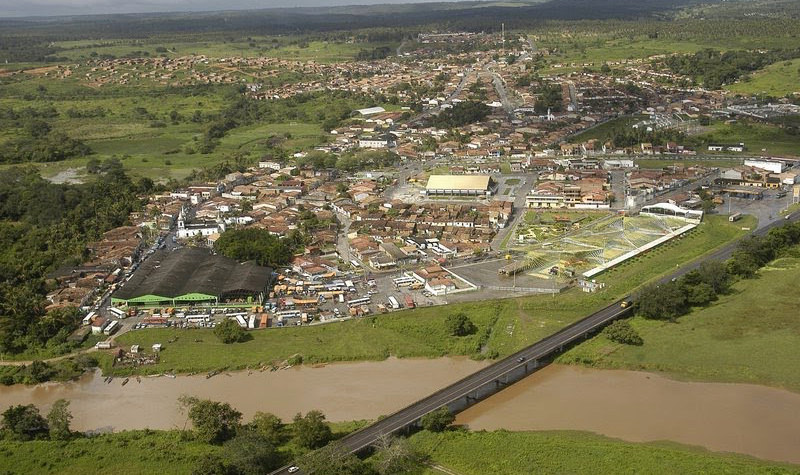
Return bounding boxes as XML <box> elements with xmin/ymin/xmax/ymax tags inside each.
<box><xmin>744</xmin><ymin>159</ymin><xmax>785</xmax><ymax>174</ymax></box>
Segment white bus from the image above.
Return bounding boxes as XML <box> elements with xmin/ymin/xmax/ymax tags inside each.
<box><xmin>388</xmin><ymin>296</ymin><xmax>400</xmax><ymax>310</ymax></box>
<box><xmin>82</xmin><ymin>311</ymin><xmax>97</xmax><ymax>326</ymax></box>
<box><xmin>275</xmin><ymin>310</ymin><xmax>302</xmax><ymax>321</ymax></box>
<box><xmin>347</xmin><ymin>297</ymin><xmax>371</xmax><ymax>308</ymax></box>
<box><xmin>235</xmin><ymin>315</ymin><xmax>248</xmax><ymax>328</ymax></box>
<box><xmin>248</xmin><ymin>315</ymin><xmax>256</xmax><ymax>329</ymax></box>
<box><xmin>393</xmin><ymin>277</ymin><xmax>415</xmax><ymax>287</ymax></box>
<box><xmin>108</xmin><ymin>307</ymin><xmax>126</xmax><ymax>319</ymax></box>
<box><xmin>350</xmin><ymin>259</ymin><xmax>362</xmax><ymax>268</ymax></box>
<box><xmin>104</xmin><ymin>320</ymin><xmax>119</xmax><ymax>335</ymax></box>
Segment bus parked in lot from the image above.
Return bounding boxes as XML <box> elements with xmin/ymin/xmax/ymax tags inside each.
<box><xmin>104</xmin><ymin>320</ymin><xmax>119</xmax><ymax>335</ymax></box>
<box><xmin>108</xmin><ymin>307</ymin><xmax>126</xmax><ymax>319</ymax></box>
<box><xmin>347</xmin><ymin>297</ymin><xmax>371</xmax><ymax>307</ymax></box>
<box><xmin>388</xmin><ymin>296</ymin><xmax>400</xmax><ymax>310</ymax></box>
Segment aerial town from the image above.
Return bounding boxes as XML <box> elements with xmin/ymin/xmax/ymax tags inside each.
<box><xmin>37</xmin><ymin>30</ymin><xmax>800</xmax><ymax>341</ymax></box>
<box><xmin>2</xmin><ymin>1</ymin><xmax>800</xmax><ymax>473</ymax></box>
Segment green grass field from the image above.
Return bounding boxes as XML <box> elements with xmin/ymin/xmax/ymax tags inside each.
<box><xmin>0</xmin><ymin>431</ymin><xmax>222</xmax><ymax>475</ymax></box>
<box><xmin>568</xmin><ymin>115</ymin><xmax>646</xmax><ymax>143</ymax></box>
<box><xmin>697</xmin><ymin>121</ymin><xmax>800</xmax><ymax>157</ymax></box>
<box><xmin>727</xmin><ymin>58</ymin><xmax>800</xmax><ymax>97</ymax></box>
<box><xmin>560</xmin><ymin>251</ymin><xmax>800</xmax><ymax>391</ymax></box>
<box><xmin>411</xmin><ymin>430</ymin><xmax>800</xmax><ymax>474</ymax></box>
<box><xmin>105</xmin><ymin>300</ymin><xmax>503</xmax><ymax>375</ymax></box>
<box><xmin>102</xmin><ymin>216</ymin><xmax>750</xmax><ymax>376</ymax></box>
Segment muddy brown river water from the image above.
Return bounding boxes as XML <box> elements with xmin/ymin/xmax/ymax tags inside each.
<box><xmin>0</xmin><ymin>360</ymin><xmax>798</xmax><ymax>464</ymax></box>
<box><xmin>0</xmin><ymin>357</ymin><xmax>488</xmax><ymax>432</ymax></box>
<box><xmin>457</xmin><ymin>364</ymin><xmax>800</xmax><ymax>464</ymax></box>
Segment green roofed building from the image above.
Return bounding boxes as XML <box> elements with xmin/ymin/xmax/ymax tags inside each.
<box><xmin>111</xmin><ymin>248</ymin><xmax>272</xmax><ymax>307</ymax></box>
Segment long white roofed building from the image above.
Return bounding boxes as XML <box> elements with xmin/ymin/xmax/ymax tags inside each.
<box><xmin>425</xmin><ymin>175</ymin><xmax>494</xmax><ymax>196</ymax></box>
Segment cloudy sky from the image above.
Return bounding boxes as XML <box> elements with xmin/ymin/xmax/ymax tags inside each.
<box><xmin>0</xmin><ymin>0</ymin><xmax>466</xmax><ymax>18</ymax></box>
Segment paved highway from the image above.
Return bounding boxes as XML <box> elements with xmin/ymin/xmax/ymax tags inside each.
<box><xmin>272</xmin><ymin>213</ymin><xmax>800</xmax><ymax>474</ymax></box>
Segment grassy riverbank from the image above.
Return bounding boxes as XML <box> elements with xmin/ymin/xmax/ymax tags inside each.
<box><xmin>559</xmin><ymin>253</ymin><xmax>800</xmax><ymax>392</ymax></box>
<box><xmin>0</xmin><ymin>420</ymin><xmax>369</xmax><ymax>475</ymax></box>
<box><xmin>410</xmin><ymin>430</ymin><xmax>800</xmax><ymax>474</ymax></box>
<box><xmin>100</xmin><ymin>216</ymin><xmax>750</xmax><ymax>377</ymax></box>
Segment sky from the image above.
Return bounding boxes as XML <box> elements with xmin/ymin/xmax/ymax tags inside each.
<box><xmin>0</xmin><ymin>0</ymin><xmax>467</xmax><ymax>18</ymax></box>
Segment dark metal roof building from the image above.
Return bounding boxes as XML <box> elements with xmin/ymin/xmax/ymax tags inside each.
<box><xmin>112</xmin><ymin>248</ymin><xmax>272</xmax><ymax>306</ymax></box>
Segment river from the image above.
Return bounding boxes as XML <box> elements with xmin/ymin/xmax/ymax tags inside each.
<box><xmin>0</xmin><ymin>360</ymin><xmax>798</xmax><ymax>465</ymax></box>
<box><xmin>457</xmin><ymin>364</ymin><xmax>800</xmax><ymax>465</ymax></box>
<box><xmin>0</xmin><ymin>357</ymin><xmax>488</xmax><ymax>432</ymax></box>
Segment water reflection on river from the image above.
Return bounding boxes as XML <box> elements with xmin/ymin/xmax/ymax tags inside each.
<box><xmin>457</xmin><ymin>364</ymin><xmax>800</xmax><ymax>464</ymax></box>
<box><xmin>0</xmin><ymin>357</ymin><xmax>488</xmax><ymax>432</ymax></box>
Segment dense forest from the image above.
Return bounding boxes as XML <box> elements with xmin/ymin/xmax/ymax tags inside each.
<box><xmin>0</xmin><ymin>165</ymin><xmax>147</xmax><ymax>354</ymax></box>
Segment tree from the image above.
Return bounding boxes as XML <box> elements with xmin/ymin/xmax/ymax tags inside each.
<box><xmin>224</xmin><ymin>431</ymin><xmax>281</xmax><ymax>474</ymax></box>
<box><xmin>635</xmin><ymin>282</ymin><xmax>688</xmax><ymax>321</ymax></box>
<box><xmin>685</xmin><ymin>282</ymin><xmax>717</xmax><ymax>306</ymax></box>
<box><xmin>181</xmin><ymin>397</ymin><xmax>242</xmax><ymax>444</ymax></box>
<box><xmin>727</xmin><ymin>250</ymin><xmax>760</xmax><ymax>278</ymax></box>
<box><xmin>214</xmin><ymin>318</ymin><xmax>248</xmax><ymax>344</ymax></box>
<box><xmin>213</xmin><ymin>228</ymin><xmax>294</xmax><ymax>267</ymax></box>
<box><xmin>25</xmin><ymin>119</ymin><xmax>51</xmax><ymax>139</ymax></box>
<box><xmin>192</xmin><ymin>454</ymin><xmax>230</xmax><ymax>475</ymax></box>
<box><xmin>295</xmin><ymin>443</ymin><xmax>374</xmax><ymax>475</ymax></box>
<box><xmin>292</xmin><ymin>410</ymin><xmax>332</xmax><ymax>449</ymax></box>
<box><xmin>445</xmin><ymin>312</ymin><xmax>476</xmax><ymax>337</ymax></box>
<box><xmin>27</xmin><ymin>360</ymin><xmax>55</xmax><ymax>383</ymax></box>
<box><xmin>1</xmin><ymin>404</ymin><xmax>49</xmax><ymax>441</ymax></box>
<box><xmin>249</xmin><ymin>412</ymin><xmax>284</xmax><ymax>446</ymax></box>
<box><xmin>46</xmin><ymin>399</ymin><xmax>72</xmax><ymax>440</ymax></box>
<box><xmin>602</xmin><ymin>320</ymin><xmax>643</xmax><ymax>346</ymax></box>
<box><xmin>420</xmin><ymin>406</ymin><xmax>454</xmax><ymax>432</ymax></box>
<box><xmin>429</xmin><ymin>101</ymin><xmax>491</xmax><ymax>128</ymax></box>
<box><xmin>373</xmin><ymin>435</ymin><xmax>426</xmax><ymax>475</ymax></box>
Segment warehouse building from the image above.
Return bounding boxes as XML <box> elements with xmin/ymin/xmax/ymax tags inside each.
<box><xmin>111</xmin><ymin>248</ymin><xmax>272</xmax><ymax>307</ymax></box>
<box><xmin>424</xmin><ymin>175</ymin><xmax>494</xmax><ymax>196</ymax></box>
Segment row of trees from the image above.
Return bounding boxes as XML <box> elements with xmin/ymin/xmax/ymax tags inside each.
<box><xmin>634</xmin><ymin>221</ymin><xmax>800</xmax><ymax>322</ymax></box>
<box><xmin>181</xmin><ymin>396</ymin><xmax>434</xmax><ymax>475</ymax></box>
<box><xmin>1</xmin><ymin>400</ymin><xmax>72</xmax><ymax>441</ymax></box>
<box><xmin>295</xmin><ymin>149</ymin><xmax>400</xmax><ymax>172</ymax></box>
